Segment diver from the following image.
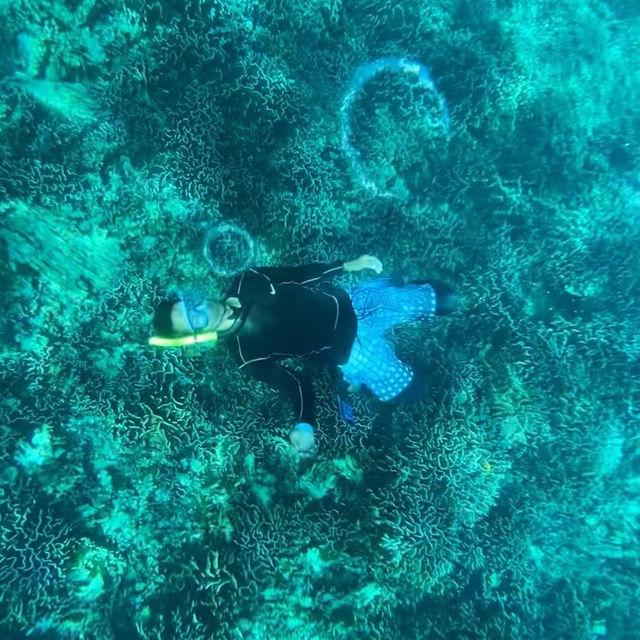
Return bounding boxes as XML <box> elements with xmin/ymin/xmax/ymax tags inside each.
<box><xmin>150</xmin><ymin>254</ymin><xmax>457</xmax><ymax>456</ymax></box>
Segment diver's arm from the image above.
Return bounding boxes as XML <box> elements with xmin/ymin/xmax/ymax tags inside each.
<box><xmin>249</xmin><ymin>254</ymin><xmax>383</xmax><ymax>286</ymax></box>
<box><xmin>250</xmin><ymin>261</ymin><xmax>345</xmax><ymax>286</ymax></box>
<box><xmin>239</xmin><ymin>358</ymin><xmax>316</xmax><ymax>426</ymax></box>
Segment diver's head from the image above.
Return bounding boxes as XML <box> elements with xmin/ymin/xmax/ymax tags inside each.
<box><xmin>150</xmin><ymin>291</ymin><xmax>239</xmax><ymax>347</ymax></box>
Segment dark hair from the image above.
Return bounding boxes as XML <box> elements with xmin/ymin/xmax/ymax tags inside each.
<box><xmin>152</xmin><ymin>298</ymin><xmax>178</xmax><ymax>337</ymax></box>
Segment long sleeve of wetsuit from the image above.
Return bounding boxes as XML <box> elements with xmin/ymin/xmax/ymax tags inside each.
<box><xmin>227</xmin><ymin>260</ymin><xmax>347</xmax><ymax>300</ymax></box>
<box><xmin>241</xmin><ymin>358</ymin><xmax>316</xmax><ymax>425</ymax></box>
<box><xmin>250</xmin><ymin>260</ymin><xmax>346</xmax><ymax>286</ymax></box>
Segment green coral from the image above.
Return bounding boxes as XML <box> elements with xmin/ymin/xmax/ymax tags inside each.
<box><xmin>0</xmin><ymin>0</ymin><xmax>638</xmax><ymax>637</ymax></box>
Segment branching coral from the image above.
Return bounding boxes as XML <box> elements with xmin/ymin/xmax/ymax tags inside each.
<box><xmin>0</xmin><ymin>0</ymin><xmax>638</xmax><ymax>638</ymax></box>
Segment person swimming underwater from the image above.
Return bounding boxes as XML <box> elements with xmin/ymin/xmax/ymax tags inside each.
<box><xmin>150</xmin><ymin>254</ymin><xmax>457</xmax><ymax>456</ymax></box>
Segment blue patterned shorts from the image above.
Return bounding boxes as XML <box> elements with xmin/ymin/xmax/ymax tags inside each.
<box><xmin>339</xmin><ymin>278</ymin><xmax>436</xmax><ymax>401</ymax></box>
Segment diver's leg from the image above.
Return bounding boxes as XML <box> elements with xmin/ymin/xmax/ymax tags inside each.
<box><xmin>373</xmin><ymin>282</ymin><xmax>438</xmax><ymax>329</ymax></box>
<box><xmin>339</xmin><ymin>327</ymin><xmax>414</xmax><ymax>402</ymax></box>
<box><xmin>343</xmin><ymin>280</ymin><xmax>437</xmax><ymax>402</ymax></box>
<box><xmin>349</xmin><ymin>277</ymin><xmax>458</xmax><ymax>333</ymax></box>
<box><xmin>392</xmin><ymin>365</ymin><xmax>430</xmax><ymax>404</ymax></box>
<box><xmin>409</xmin><ymin>279</ymin><xmax>459</xmax><ymax>315</ymax></box>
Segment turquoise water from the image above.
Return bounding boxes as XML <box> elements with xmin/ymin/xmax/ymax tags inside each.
<box><xmin>1</xmin><ymin>0</ymin><xmax>639</xmax><ymax>638</ymax></box>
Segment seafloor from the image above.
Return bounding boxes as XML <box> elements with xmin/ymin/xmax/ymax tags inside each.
<box><xmin>0</xmin><ymin>1</ymin><xmax>638</xmax><ymax>638</ymax></box>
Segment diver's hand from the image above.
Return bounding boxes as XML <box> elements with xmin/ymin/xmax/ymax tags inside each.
<box><xmin>344</xmin><ymin>255</ymin><xmax>383</xmax><ymax>274</ymax></box>
<box><xmin>289</xmin><ymin>422</ymin><xmax>316</xmax><ymax>458</ymax></box>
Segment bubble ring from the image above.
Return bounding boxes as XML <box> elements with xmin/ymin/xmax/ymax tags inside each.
<box><xmin>203</xmin><ymin>222</ymin><xmax>255</xmax><ymax>277</ymax></box>
<box><xmin>340</xmin><ymin>57</ymin><xmax>450</xmax><ymax>199</ymax></box>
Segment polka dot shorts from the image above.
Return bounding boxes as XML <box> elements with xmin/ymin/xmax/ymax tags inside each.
<box><xmin>339</xmin><ymin>278</ymin><xmax>436</xmax><ymax>402</ymax></box>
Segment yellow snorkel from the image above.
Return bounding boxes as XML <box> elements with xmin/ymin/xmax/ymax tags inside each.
<box><xmin>148</xmin><ymin>331</ymin><xmax>219</xmax><ymax>348</ymax></box>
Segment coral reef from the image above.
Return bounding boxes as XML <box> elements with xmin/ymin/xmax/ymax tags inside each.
<box><xmin>0</xmin><ymin>0</ymin><xmax>638</xmax><ymax>638</ymax></box>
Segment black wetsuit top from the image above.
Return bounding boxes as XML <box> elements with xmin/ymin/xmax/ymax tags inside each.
<box><xmin>217</xmin><ymin>260</ymin><xmax>357</xmax><ymax>426</ymax></box>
